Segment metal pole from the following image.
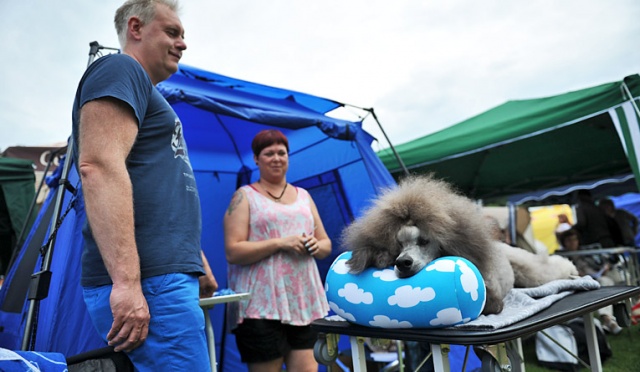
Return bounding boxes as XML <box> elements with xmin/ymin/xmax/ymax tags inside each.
<box><xmin>21</xmin><ymin>41</ymin><xmax>115</xmax><ymax>351</ymax></box>
<box><xmin>365</xmin><ymin>108</ymin><xmax>410</xmax><ymax>176</ymax></box>
<box><xmin>21</xmin><ymin>140</ymin><xmax>75</xmax><ymax>350</ymax></box>
<box><xmin>621</xmin><ymin>81</ymin><xmax>640</xmax><ymax>118</ymax></box>
<box><xmin>507</xmin><ymin>202</ymin><xmax>517</xmax><ymax>246</ymax></box>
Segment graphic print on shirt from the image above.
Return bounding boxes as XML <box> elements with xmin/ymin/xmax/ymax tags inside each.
<box><xmin>171</xmin><ymin>118</ymin><xmax>192</xmax><ymax>168</ymax></box>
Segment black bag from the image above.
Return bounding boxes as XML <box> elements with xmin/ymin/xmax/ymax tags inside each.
<box><xmin>67</xmin><ymin>346</ymin><xmax>134</xmax><ymax>372</ymax></box>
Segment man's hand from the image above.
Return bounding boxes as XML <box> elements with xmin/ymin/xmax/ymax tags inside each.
<box><xmin>199</xmin><ymin>272</ymin><xmax>218</xmax><ymax>298</ymax></box>
<box><xmin>199</xmin><ymin>251</ymin><xmax>218</xmax><ymax>298</ymax></box>
<box><xmin>107</xmin><ymin>284</ymin><xmax>150</xmax><ymax>352</ymax></box>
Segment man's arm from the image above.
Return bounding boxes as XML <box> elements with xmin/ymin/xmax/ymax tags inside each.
<box><xmin>199</xmin><ymin>251</ymin><xmax>218</xmax><ymax>298</ymax></box>
<box><xmin>78</xmin><ymin>97</ymin><xmax>149</xmax><ymax>352</ymax></box>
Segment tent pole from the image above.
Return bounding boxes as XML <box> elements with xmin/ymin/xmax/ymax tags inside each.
<box><xmin>507</xmin><ymin>202</ymin><xmax>517</xmax><ymax>246</ymax></box>
<box><xmin>621</xmin><ymin>81</ymin><xmax>640</xmax><ymax>117</ymax></box>
<box><xmin>21</xmin><ymin>41</ymin><xmax>114</xmax><ymax>351</ymax></box>
<box><xmin>364</xmin><ymin>108</ymin><xmax>410</xmax><ymax>176</ymax></box>
<box><xmin>21</xmin><ymin>139</ymin><xmax>76</xmax><ymax>350</ymax></box>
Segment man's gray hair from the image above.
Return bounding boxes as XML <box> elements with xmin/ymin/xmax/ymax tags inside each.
<box><xmin>114</xmin><ymin>0</ymin><xmax>180</xmax><ymax>48</ymax></box>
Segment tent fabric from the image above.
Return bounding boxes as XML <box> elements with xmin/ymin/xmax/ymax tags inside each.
<box><xmin>611</xmin><ymin>99</ymin><xmax>640</xmax><ymax>186</ymax></box>
<box><xmin>0</xmin><ymin>64</ymin><xmax>395</xmax><ymax>372</ymax></box>
<box><xmin>610</xmin><ymin>193</ymin><xmax>640</xmax><ymax>247</ymax></box>
<box><xmin>378</xmin><ymin>74</ymin><xmax>640</xmax><ymax>201</ymax></box>
<box><xmin>507</xmin><ymin>174</ymin><xmax>637</xmax><ymax>206</ymax></box>
<box><xmin>0</xmin><ymin>158</ymin><xmax>105</xmax><ymax>355</ymax></box>
<box><xmin>0</xmin><ymin>158</ymin><xmax>36</xmax><ymax>245</ymax></box>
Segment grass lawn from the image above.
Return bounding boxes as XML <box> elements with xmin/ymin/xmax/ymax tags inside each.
<box><xmin>521</xmin><ymin>321</ymin><xmax>640</xmax><ymax>371</ymax></box>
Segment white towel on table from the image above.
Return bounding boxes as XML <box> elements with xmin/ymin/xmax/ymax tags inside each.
<box><xmin>454</xmin><ymin>276</ymin><xmax>601</xmax><ymax>330</ymax></box>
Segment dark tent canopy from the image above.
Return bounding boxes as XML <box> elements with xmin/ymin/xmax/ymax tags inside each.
<box><xmin>0</xmin><ymin>158</ymin><xmax>36</xmax><ymax>275</ymax></box>
<box><xmin>378</xmin><ymin>75</ymin><xmax>640</xmax><ymax>202</ymax></box>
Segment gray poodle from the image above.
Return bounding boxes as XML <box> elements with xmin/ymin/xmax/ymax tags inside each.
<box><xmin>342</xmin><ymin>175</ymin><xmax>577</xmax><ymax>315</ymax></box>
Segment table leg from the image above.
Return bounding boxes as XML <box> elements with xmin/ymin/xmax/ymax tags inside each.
<box><xmin>583</xmin><ymin>312</ymin><xmax>602</xmax><ymax>372</ymax></box>
<box><xmin>430</xmin><ymin>344</ymin><xmax>450</xmax><ymax>372</ymax></box>
<box><xmin>203</xmin><ymin>308</ymin><xmax>216</xmax><ymax>372</ymax></box>
<box><xmin>350</xmin><ymin>336</ymin><xmax>367</xmax><ymax>372</ymax></box>
<box><xmin>515</xmin><ymin>338</ymin><xmax>525</xmax><ymax>372</ymax></box>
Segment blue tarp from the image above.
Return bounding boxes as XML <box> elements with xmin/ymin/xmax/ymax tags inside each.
<box><xmin>610</xmin><ymin>193</ymin><xmax>640</xmax><ymax>247</ymax></box>
<box><xmin>0</xmin><ymin>64</ymin><xmax>395</xmax><ymax>371</ymax></box>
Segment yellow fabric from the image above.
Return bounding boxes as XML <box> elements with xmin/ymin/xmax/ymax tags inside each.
<box><xmin>530</xmin><ymin>205</ymin><xmax>574</xmax><ymax>253</ymax></box>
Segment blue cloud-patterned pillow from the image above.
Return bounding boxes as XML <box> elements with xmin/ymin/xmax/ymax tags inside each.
<box><xmin>325</xmin><ymin>251</ymin><xmax>486</xmax><ymax>328</ymax></box>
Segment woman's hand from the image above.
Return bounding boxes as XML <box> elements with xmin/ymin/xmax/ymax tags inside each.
<box><xmin>280</xmin><ymin>234</ymin><xmax>320</xmax><ymax>256</ymax></box>
<box><xmin>303</xmin><ymin>233</ymin><xmax>321</xmax><ymax>256</ymax></box>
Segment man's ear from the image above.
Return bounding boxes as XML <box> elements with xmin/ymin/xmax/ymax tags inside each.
<box><xmin>128</xmin><ymin>16</ymin><xmax>143</xmax><ymax>41</ymax></box>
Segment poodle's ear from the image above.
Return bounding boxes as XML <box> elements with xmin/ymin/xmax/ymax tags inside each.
<box><xmin>372</xmin><ymin>250</ymin><xmax>395</xmax><ymax>269</ymax></box>
<box><xmin>347</xmin><ymin>247</ymin><xmax>396</xmax><ymax>273</ymax></box>
<box><xmin>346</xmin><ymin>249</ymin><xmax>372</xmax><ymax>274</ymax></box>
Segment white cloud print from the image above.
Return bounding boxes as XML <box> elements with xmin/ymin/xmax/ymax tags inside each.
<box><xmin>328</xmin><ymin>301</ymin><xmax>356</xmax><ymax>322</ymax></box>
<box><xmin>456</xmin><ymin>259</ymin><xmax>480</xmax><ymax>301</ymax></box>
<box><xmin>369</xmin><ymin>315</ymin><xmax>413</xmax><ymax>328</ymax></box>
<box><xmin>387</xmin><ymin>285</ymin><xmax>435</xmax><ymax>308</ymax></box>
<box><xmin>426</xmin><ymin>259</ymin><xmax>456</xmax><ymax>272</ymax></box>
<box><xmin>430</xmin><ymin>307</ymin><xmax>463</xmax><ymax>327</ymax></box>
<box><xmin>332</xmin><ymin>259</ymin><xmax>351</xmax><ymax>274</ymax></box>
<box><xmin>338</xmin><ymin>283</ymin><xmax>374</xmax><ymax>305</ymax></box>
<box><xmin>373</xmin><ymin>269</ymin><xmax>398</xmax><ymax>282</ymax></box>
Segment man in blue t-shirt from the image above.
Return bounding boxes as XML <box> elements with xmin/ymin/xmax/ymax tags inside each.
<box><xmin>71</xmin><ymin>1</ymin><xmax>216</xmax><ymax>369</ymax></box>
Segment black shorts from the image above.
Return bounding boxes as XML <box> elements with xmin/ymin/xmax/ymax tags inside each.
<box><xmin>232</xmin><ymin>319</ymin><xmax>318</xmax><ymax>363</ymax></box>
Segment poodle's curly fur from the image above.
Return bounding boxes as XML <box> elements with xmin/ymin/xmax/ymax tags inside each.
<box><xmin>342</xmin><ymin>175</ymin><xmax>577</xmax><ymax>315</ymax></box>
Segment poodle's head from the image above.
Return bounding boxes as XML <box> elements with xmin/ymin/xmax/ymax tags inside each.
<box><xmin>393</xmin><ymin>224</ymin><xmax>443</xmax><ymax>277</ymax></box>
<box><xmin>343</xmin><ymin>175</ymin><xmax>492</xmax><ymax>277</ymax></box>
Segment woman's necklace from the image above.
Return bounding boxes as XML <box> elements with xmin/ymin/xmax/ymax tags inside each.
<box><xmin>259</xmin><ymin>180</ymin><xmax>288</xmax><ymax>202</ymax></box>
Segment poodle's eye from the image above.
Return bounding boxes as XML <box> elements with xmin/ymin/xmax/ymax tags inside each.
<box><xmin>417</xmin><ymin>237</ymin><xmax>429</xmax><ymax>246</ymax></box>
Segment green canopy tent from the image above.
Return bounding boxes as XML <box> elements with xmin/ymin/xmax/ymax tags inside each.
<box><xmin>378</xmin><ymin>74</ymin><xmax>640</xmax><ymax>202</ymax></box>
<box><xmin>0</xmin><ymin>158</ymin><xmax>36</xmax><ymax>274</ymax></box>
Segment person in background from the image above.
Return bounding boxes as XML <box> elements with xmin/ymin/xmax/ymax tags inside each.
<box><xmin>224</xmin><ymin>129</ymin><xmax>331</xmax><ymax>372</ymax></box>
<box><xmin>573</xmin><ymin>190</ymin><xmax>616</xmax><ymax>248</ymax></box>
<box><xmin>555</xmin><ymin>213</ymin><xmax>572</xmax><ymax>234</ymax></box>
<box><xmin>599</xmin><ymin>198</ymin><xmax>638</xmax><ymax>247</ymax></box>
<box><xmin>72</xmin><ymin>1</ymin><xmax>216</xmax><ymax>369</ymax></box>
<box><xmin>558</xmin><ymin>228</ymin><xmax>622</xmax><ymax>334</ymax></box>
<box><xmin>554</xmin><ymin>213</ymin><xmax>574</xmax><ymax>247</ymax></box>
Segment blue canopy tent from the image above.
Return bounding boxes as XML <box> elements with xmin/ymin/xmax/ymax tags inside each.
<box><xmin>0</xmin><ymin>63</ymin><xmax>395</xmax><ymax>371</ymax></box>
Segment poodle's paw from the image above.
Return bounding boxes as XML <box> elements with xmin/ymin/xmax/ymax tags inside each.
<box><xmin>482</xmin><ymin>291</ymin><xmax>505</xmax><ymax>315</ymax></box>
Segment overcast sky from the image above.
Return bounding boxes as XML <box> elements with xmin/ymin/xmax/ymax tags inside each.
<box><xmin>1</xmin><ymin>0</ymin><xmax>638</xmax><ymax>153</ymax></box>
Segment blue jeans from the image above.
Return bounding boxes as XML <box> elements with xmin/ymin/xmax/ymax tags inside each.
<box><xmin>83</xmin><ymin>273</ymin><xmax>210</xmax><ymax>371</ymax></box>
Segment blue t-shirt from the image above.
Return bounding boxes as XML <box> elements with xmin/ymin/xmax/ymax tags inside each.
<box><xmin>72</xmin><ymin>54</ymin><xmax>204</xmax><ymax>286</ymax></box>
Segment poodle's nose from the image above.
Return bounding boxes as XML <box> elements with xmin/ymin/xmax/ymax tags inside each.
<box><xmin>395</xmin><ymin>256</ymin><xmax>413</xmax><ymax>272</ymax></box>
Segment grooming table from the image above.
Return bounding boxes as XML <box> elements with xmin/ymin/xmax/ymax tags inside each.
<box><xmin>312</xmin><ymin>286</ymin><xmax>640</xmax><ymax>372</ymax></box>
<box><xmin>200</xmin><ymin>292</ymin><xmax>250</xmax><ymax>372</ymax></box>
